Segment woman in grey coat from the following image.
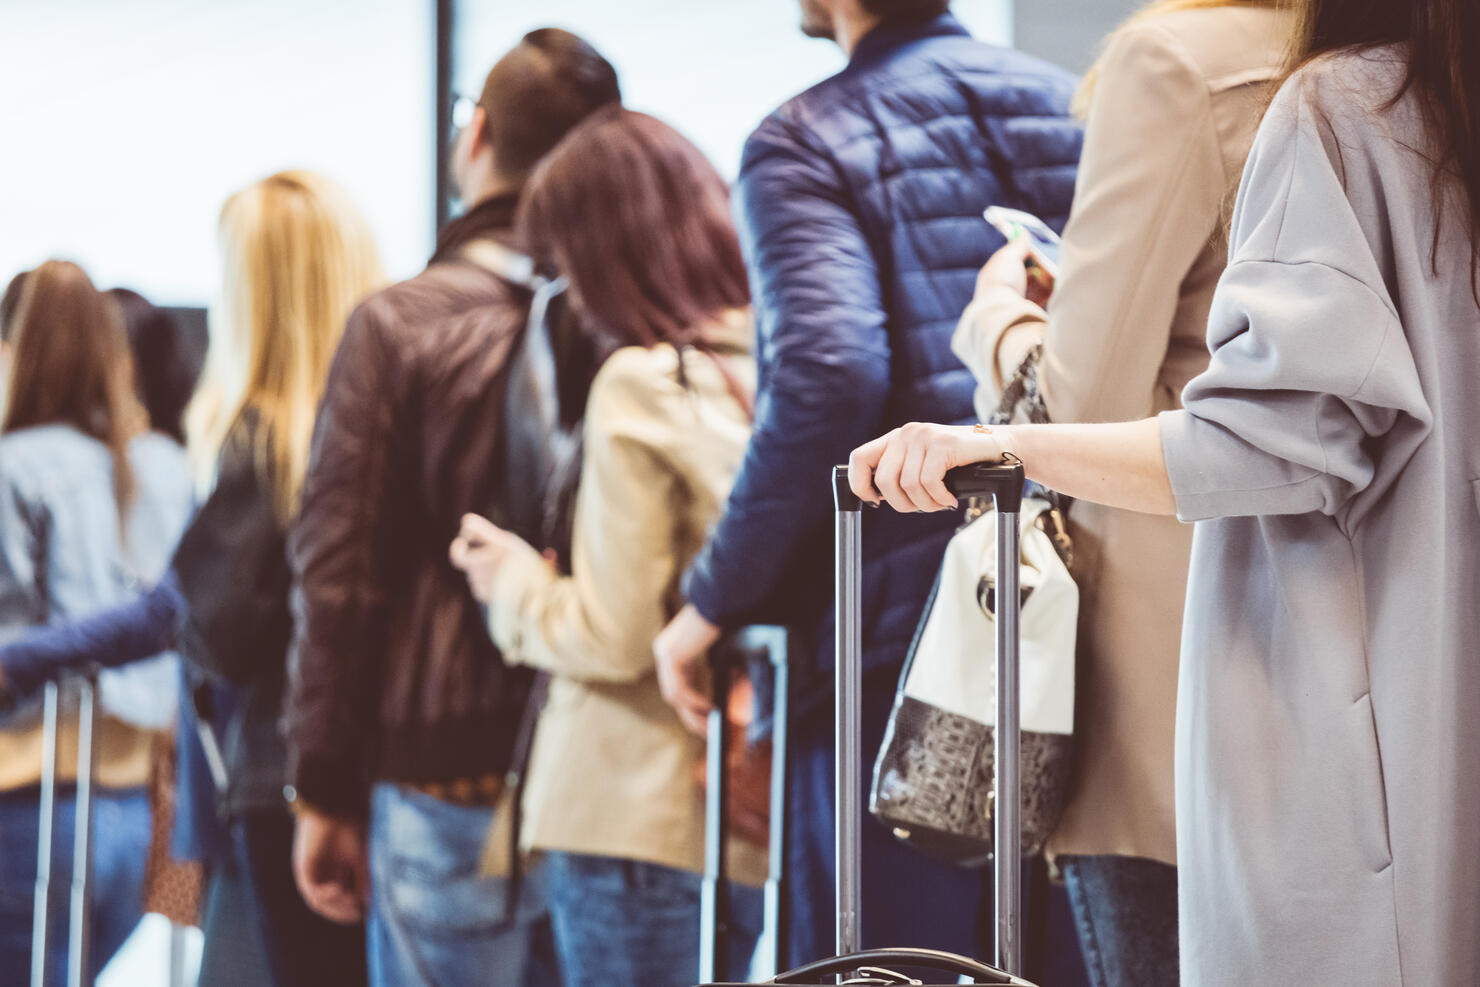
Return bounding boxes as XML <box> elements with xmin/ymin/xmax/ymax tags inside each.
<box><xmin>848</xmin><ymin>0</ymin><xmax>1480</xmax><ymax>983</ymax></box>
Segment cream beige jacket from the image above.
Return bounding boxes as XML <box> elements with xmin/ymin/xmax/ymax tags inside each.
<box><xmin>953</xmin><ymin>6</ymin><xmax>1293</xmax><ymax>866</ymax></box>
<box><xmin>487</xmin><ymin>311</ymin><xmax>766</xmax><ymax>885</ymax></box>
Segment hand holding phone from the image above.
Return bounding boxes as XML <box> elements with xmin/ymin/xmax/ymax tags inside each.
<box><xmin>984</xmin><ymin>206</ymin><xmax>1061</xmax><ymax>302</ymax></box>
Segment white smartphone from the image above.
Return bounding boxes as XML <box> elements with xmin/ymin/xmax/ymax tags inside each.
<box><xmin>984</xmin><ymin>206</ymin><xmax>1062</xmax><ymax>280</ymax></box>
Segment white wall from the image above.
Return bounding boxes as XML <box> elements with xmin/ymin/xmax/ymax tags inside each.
<box><xmin>1013</xmin><ymin>0</ymin><xmax>1139</xmax><ymax>72</ymax></box>
<box><xmin>454</xmin><ymin>0</ymin><xmax>1014</xmax><ymax>181</ymax></box>
<box><xmin>0</xmin><ymin>0</ymin><xmax>1015</xmax><ymax>309</ymax></box>
<box><xmin>0</xmin><ymin>0</ymin><xmax>435</xmax><ymax>307</ymax></box>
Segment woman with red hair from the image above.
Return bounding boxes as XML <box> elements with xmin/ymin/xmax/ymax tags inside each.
<box><xmin>449</xmin><ymin>108</ymin><xmax>762</xmax><ymax>986</ymax></box>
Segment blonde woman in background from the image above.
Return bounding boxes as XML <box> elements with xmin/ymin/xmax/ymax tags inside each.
<box><xmin>950</xmin><ymin>1</ymin><xmax>1294</xmax><ymax>983</ymax></box>
<box><xmin>0</xmin><ymin>171</ymin><xmax>383</xmax><ymax>987</ymax></box>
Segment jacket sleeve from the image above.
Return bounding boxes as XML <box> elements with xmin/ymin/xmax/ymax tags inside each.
<box><xmin>284</xmin><ymin>302</ymin><xmax>397</xmax><ymax>818</ymax></box>
<box><xmin>486</xmin><ymin>355</ymin><xmax>684</xmax><ymax>683</ymax></box>
<box><xmin>0</xmin><ymin>577</ymin><xmax>183</xmax><ymax>696</ymax></box>
<box><xmin>1159</xmin><ymin>73</ymin><xmax>1432</xmax><ymax>524</ymax></box>
<box><xmin>955</xmin><ymin>22</ymin><xmax>1232</xmax><ymax>424</ymax></box>
<box><xmin>683</xmin><ymin>115</ymin><xmax>892</xmax><ymax>627</ymax></box>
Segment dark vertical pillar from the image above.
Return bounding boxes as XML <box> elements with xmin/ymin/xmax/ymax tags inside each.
<box><xmin>434</xmin><ymin>0</ymin><xmax>455</xmax><ymax>236</ymax></box>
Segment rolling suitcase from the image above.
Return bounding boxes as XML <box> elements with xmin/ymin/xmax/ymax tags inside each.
<box><xmin>698</xmin><ymin>460</ymin><xmax>1035</xmax><ymax>986</ymax></box>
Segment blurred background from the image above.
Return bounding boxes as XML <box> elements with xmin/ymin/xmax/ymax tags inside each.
<box><xmin>0</xmin><ymin>0</ymin><xmax>1133</xmax><ymax>310</ymax></box>
<box><xmin>0</xmin><ymin>1</ymin><xmax>1134</xmax><ymax>981</ymax></box>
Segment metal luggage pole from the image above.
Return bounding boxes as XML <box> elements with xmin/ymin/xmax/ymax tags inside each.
<box><xmin>832</xmin><ymin>469</ymin><xmax>863</xmax><ymax>961</ymax></box>
<box><xmin>67</xmin><ymin>677</ymin><xmax>98</xmax><ymax>987</ymax></box>
<box><xmin>994</xmin><ymin>500</ymin><xmax>1023</xmax><ymax>976</ymax></box>
<box><xmin>169</xmin><ymin>923</ymin><xmax>189</xmax><ymax>987</ymax></box>
<box><xmin>942</xmin><ymin>461</ymin><xmax>1027</xmax><ymax>978</ymax></box>
<box><xmin>764</xmin><ymin>631</ymin><xmax>789</xmax><ymax>975</ymax></box>
<box><xmin>699</xmin><ymin>662</ymin><xmax>732</xmax><ymax>984</ymax></box>
<box><xmin>32</xmin><ymin>681</ymin><xmax>60</xmax><ymax>987</ymax></box>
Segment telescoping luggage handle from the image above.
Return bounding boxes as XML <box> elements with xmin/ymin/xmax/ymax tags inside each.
<box><xmin>33</xmin><ymin>675</ymin><xmax>100</xmax><ymax>987</ymax></box>
<box><xmin>832</xmin><ymin>460</ymin><xmax>1026</xmax><ymax>976</ymax></box>
<box><xmin>700</xmin><ymin>626</ymin><xmax>790</xmax><ymax>983</ymax></box>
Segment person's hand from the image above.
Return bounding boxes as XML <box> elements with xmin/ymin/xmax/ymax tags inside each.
<box><xmin>653</xmin><ymin>604</ymin><xmax>721</xmax><ymax>735</ymax></box>
<box><xmin>449</xmin><ymin>513</ymin><xmax>525</xmax><ymax>604</ymax></box>
<box><xmin>978</xmin><ymin>238</ymin><xmax>1054</xmax><ymax>308</ymax></box>
<box><xmin>849</xmin><ymin>422</ymin><xmax>1009</xmax><ymax>513</ymax></box>
<box><xmin>292</xmin><ymin>805</ymin><xmax>370</xmax><ymax>925</ymax></box>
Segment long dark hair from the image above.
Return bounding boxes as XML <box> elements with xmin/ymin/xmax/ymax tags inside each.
<box><xmin>518</xmin><ymin>109</ymin><xmax>751</xmax><ymax>351</ymax></box>
<box><xmin>109</xmin><ymin>288</ymin><xmax>204</xmax><ymax>445</ymax></box>
<box><xmin>1285</xmin><ymin>0</ymin><xmax>1480</xmax><ymax>269</ymax></box>
<box><xmin>3</xmin><ymin>261</ymin><xmax>139</xmax><ymax>519</ymax></box>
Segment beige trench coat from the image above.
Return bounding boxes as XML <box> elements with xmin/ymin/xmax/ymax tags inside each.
<box><xmin>485</xmin><ymin>310</ymin><xmax>767</xmax><ymax>886</ymax></box>
<box><xmin>953</xmin><ymin>5</ymin><xmax>1294</xmax><ymax>866</ymax></box>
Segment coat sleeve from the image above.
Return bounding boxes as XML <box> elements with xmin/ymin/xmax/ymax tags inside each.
<box><xmin>486</xmin><ymin>355</ymin><xmax>684</xmax><ymax>683</ymax></box>
<box><xmin>0</xmin><ymin>577</ymin><xmax>183</xmax><ymax>696</ymax></box>
<box><xmin>1159</xmin><ymin>76</ymin><xmax>1432</xmax><ymax>523</ymax></box>
<box><xmin>955</xmin><ymin>22</ymin><xmax>1231</xmax><ymax>424</ymax></box>
<box><xmin>683</xmin><ymin>115</ymin><xmax>892</xmax><ymax>627</ymax></box>
<box><xmin>284</xmin><ymin>302</ymin><xmax>397</xmax><ymax>818</ymax></box>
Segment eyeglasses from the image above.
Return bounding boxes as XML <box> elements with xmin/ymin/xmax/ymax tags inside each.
<box><xmin>450</xmin><ymin>93</ymin><xmax>478</xmax><ymax>133</ymax></box>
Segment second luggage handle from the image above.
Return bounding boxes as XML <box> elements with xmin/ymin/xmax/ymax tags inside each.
<box><xmin>832</xmin><ymin>459</ymin><xmax>1027</xmax><ymax>976</ymax></box>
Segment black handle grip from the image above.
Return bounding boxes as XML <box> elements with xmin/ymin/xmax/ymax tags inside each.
<box><xmin>944</xmin><ymin>460</ymin><xmax>1025</xmax><ymax>513</ymax></box>
<box><xmin>773</xmin><ymin>947</ymin><xmax>1034</xmax><ymax>985</ymax></box>
<box><xmin>833</xmin><ymin>461</ymin><xmax>1025</xmax><ymax>514</ymax></box>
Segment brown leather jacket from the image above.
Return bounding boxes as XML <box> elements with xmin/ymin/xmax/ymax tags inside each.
<box><xmin>284</xmin><ymin>195</ymin><xmax>540</xmax><ymax>817</ymax></box>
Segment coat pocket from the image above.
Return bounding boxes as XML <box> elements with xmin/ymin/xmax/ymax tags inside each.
<box><xmin>1343</xmin><ymin>691</ymin><xmax>1394</xmax><ymax>874</ymax></box>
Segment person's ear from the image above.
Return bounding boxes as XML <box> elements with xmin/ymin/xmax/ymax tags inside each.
<box><xmin>464</xmin><ymin>106</ymin><xmax>491</xmax><ymax>160</ymax></box>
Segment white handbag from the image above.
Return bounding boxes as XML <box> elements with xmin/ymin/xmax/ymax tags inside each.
<box><xmin>871</xmin><ymin>494</ymin><xmax>1077</xmax><ymax>863</ymax></box>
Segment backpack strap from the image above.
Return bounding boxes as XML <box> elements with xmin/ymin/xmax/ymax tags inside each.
<box><xmin>459</xmin><ymin>238</ymin><xmax>542</xmax><ymax>291</ymax></box>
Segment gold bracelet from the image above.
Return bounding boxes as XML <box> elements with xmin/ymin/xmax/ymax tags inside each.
<box><xmin>974</xmin><ymin>422</ymin><xmax>1016</xmax><ymax>461</ymax></box>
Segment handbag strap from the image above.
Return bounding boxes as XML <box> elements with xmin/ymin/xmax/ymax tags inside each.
<box><xmin>991</xmin><ymin>343</ymin><xmax>1074</xmax><ymax>563</ymax></box>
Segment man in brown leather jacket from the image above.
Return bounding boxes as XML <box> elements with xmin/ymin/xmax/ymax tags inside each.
<box><xmin>281</xmin><ymin>30</ymin><xmax>619</xmax><ymax>986</ymax></box>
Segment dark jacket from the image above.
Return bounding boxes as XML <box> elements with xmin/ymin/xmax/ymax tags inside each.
<box><xmin>0</xmin><ymin>412</ymin><xmax>294</xmax><ymax>819</ymax></box>
<box><xmin>683</xmin><ymin>14</ymin><xmax>1082</xmax><ymax>688</ymax></box>
<box><xmin>173</xmin><ymin>413</ymin><xmax>294</xmax><ymax>814</ymax></box>
<box><xmin>284</xmin><ymin>196</ymin><xmax>539</xmax><ymax>817</ymax></box>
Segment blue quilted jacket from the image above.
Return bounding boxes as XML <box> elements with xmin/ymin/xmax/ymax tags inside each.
<box><xmin>685</xmin><ymin>13</ymin><xmax>1082</xmax><ymax>689</ymax></box>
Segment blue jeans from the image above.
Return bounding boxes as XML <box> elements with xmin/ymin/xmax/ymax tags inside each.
<box><xmin>367</xmin><ymin>784</ymin><xmax>558</xmax><ymax>987</ymax></box>
<box><xmin>1060</xmin><ymin>854</ymin><xmax>1179</xmax><ymax>987</ymax></box>
<box><xmin>0</xmin><ymin>786</ymin><xmax>150</xmax><ymax>985</ymax></box>
<box><xmin>546</xmin><ymin>850</ymin><xmax>762</xmax><ymax>986</ymax></box>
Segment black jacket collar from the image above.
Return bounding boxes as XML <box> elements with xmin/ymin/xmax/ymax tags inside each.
<box><xmin>429</xmin><ymin>192</ymin><xmax>520</xmax><ymax>266</ymax></box>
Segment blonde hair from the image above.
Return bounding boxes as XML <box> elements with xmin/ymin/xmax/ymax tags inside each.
<box><xmin>1073</xmin><ymin>0</ymin><xmax>1284</xmax><ymax>117</ymax></box>
<box><xmin>189</xmin><ymin>170</ymin><xmax>384</xmax><ymax>524</ymax></box>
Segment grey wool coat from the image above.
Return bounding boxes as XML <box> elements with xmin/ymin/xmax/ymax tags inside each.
<box><xmin>1158</xmin><ymin>49</ymin><xmax>1480</xmax><ymax>985</ymax></box>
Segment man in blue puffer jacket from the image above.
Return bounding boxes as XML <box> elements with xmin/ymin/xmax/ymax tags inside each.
<box><xmin>655</xmin><ymin>0</ymin><xmax>1082</xmax><ymax>970</ymax></box>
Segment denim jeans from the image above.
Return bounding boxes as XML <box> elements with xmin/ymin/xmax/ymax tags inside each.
<box><xmin>0</xmin><ymin>786</ymin><xmax>150</xmax><ymax>985</ymax></box>
<box><xmin>367</xmin><ymin>783</ymin><xmax>559</xmax><ymax>987</ymax></box>
<box><xmin>545</xmin><ymin>850</ymin><xmax>762</xmax><ymax>987</ymax></box>
<box><xmin>1060</xmin><ymin>854</ymin><xmax>1179</xmax><ymax>987</ymax></box>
